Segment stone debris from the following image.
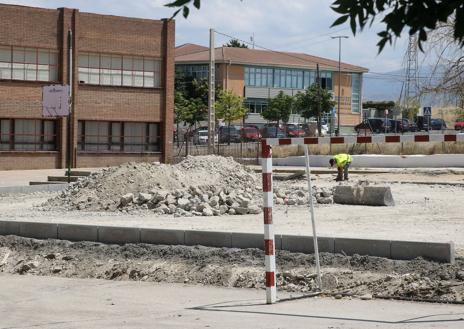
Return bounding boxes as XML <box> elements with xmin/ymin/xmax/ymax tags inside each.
<box><xmin>43</xmin><ymin>156</ymin><xmax>263</xmax><ymax>217</ymax></box>
<box><xmin>273</xmin><ymin>186</ymin><xmax>334</xmax><ymax>205</ymax></box>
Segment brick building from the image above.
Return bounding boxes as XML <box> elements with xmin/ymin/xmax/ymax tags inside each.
<box><xmin>175</xmin><ymin>43</ymin><xmax>368</xmax><ymax>132</ymax></box>
<box><xmin>0</xmin><ymin>4</ymin><xmax>174</xmax><ymax>170</ymax></box>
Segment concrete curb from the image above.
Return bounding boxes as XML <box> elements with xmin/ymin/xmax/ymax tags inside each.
<box><xmin>0</xmin><ymin>220</ymin><xmax>455</xmax><ymax>263</ymax></box>
<box><xmin>0</xmin><ymin>184</ymin><xmax>68</xmax><ymax>194</ymax></box>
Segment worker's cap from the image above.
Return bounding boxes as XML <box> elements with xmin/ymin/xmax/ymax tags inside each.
<box><xmin>329</xmin><ymin>159</ymin><xmax>335</xmax><ymax>167</ymax></box>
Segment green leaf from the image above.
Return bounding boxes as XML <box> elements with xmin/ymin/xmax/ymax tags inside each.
<box><xmin>331</xmin><ymin>15</ymin><xmax>349</xmax><ymax>27</ymax></box>
<box><xmin>193</xmin><ymin>0</ymin><xmax>201</xmax><ymax>9</ymax></box>
<box><xmin>183</xmin><ymin>6</ymin><xmax>190</xmax><ymax>18</ymax></box>
<box><xmin>165</xmin><ymin>0</ymin><xmax>191</xmax><ymax>8</ymax></box>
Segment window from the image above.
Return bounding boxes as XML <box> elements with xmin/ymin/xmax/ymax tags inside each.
<box><xmin>79</xmin><ymin>53</ymin><xmax>161</xmax><ymax>88</ymax></box>
<box><xmin>351</xmin><ymin>73</ymin><xmax>361</xmax><ymax>113</ymax></box>
<box><xmin>244</xmin><ymin>66</ymin><xmax>273</xmax><ymax>87</ymax></box>
<box><xmin>244</xmin><ymin>99</ymin><xmax>268</xmax><ymax>114</ymax></box>
<box><xmin>176</xmin><ymin>64</ymin><xmax>209</xmax><ymax>80</ymax></box>
<box><xmin>0</xmin><ymin>46</ymin><xmax>58</xmax><ymax>82</ymax></box>
<box><xmin>320</xmin><ymin>71</ymin><xmax>333</xmax><ymax>90</ymax></box>
<box><xmin>0</xmin><ymin>119</ymin><xmax>57</xmax><ymax>151</ymax></box>
<box><xmin>78</xmin><ymin>121</ymin><xmax>160</xmax><ymax>153</ymax></box>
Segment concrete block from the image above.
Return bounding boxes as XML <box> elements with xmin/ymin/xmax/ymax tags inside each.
<box><xmin>19</xmin><ymin>222</ymin><xmax>58</xmax><ymax>239</ymax></box>
<box><xmin>333</xmin><ymin>186</ymin><xmax>395</xmax><ymax>207</ymax></box>
<box><xmin>140</xmin><ymin>228</ymin><xmax>185</xmax><ymax>245</ymax></box>
<box><xmin>391</xmin><ymin>240</ymin><xmax>455</xmax><ymax>263</ymax></box>
<box><xmin>231</xmin><ymin>232</ymin><xmax>264</xmax><ymax>250</ymax></box>
<box><xmin>58</xmin><ymin>224</ymin><xmax>98</xmax><ymax>242</ymax></box>
<box><xmin>184</xmin><ymin>230</ymin><xmax>232</xmax><ymax>248</ymax></box>
<box><xmin>334</xmin><ymin>238</ymin><xmax>391</xmax><ymax>258</ymax></box>
<box><xmin>281</xmin><ymin>235</ymin><xmax>334</xmax><ymax>254</ymax></box>
<box><xmin>98</xmin><ymin>226</ymin><xmax>140</xmax><ymax>245</ymax></box>
<box><xmin>0</xmin><ymin>221</ymin><xmax>20</xmax><ymax>236</ymax></box>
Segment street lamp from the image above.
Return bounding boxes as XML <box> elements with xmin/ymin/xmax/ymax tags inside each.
<box><xmin>331</xmin><ymin>35</ymin><xmax>348</xmax><ymax>136</ymax></box>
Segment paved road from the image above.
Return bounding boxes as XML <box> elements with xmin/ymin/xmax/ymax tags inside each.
<box><xmin>0</xmin><ymin>274</ymin><xmax>463</xmax><ymax>329</ymax></box>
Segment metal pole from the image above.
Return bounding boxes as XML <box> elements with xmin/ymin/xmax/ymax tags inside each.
<box><xmin>316</xmin><ymin>64</ymin><xmax>321</xmax><ymax>137</ymax></box>
<box><xmin>332</xmin><ymin>36</ymin><xmax>348</xmax><ymax>136</ymax></box>
<box><xmin>304</xmin><ymin>146</ymin><xmax>322</xmax><ymax>290</ymax></box>
<box><xmin>67</xmin><ymin>29</ymin><xmax>73</xmax><ymax>183</ymax></box>
<box><xmin>208</xmin><ymin>28</ymin><xmax>216</xmax><ymax>154</ymax></box>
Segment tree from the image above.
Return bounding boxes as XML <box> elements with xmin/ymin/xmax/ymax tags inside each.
<box><xmin>262</xmin><ymin>91</ymin><xmax>293</xmax><ymax>135</ymax></box>
<box><xmin>421</xmin><ymin>18</ymin><xmax>464</xmax><ymax>107</ymax></box>
<box><xmin>331</xmin><ymin>0</ymin><xmax>464</xmax><ymax>52</ymax></box>
<box><xmin>294</xmin><ymin>84</ymin><xmax>335</xmax><ymax>136</ymax></box>
<box><xmin>166</xmin><ymin>0</ymin><xmax>464</xmax><ymax>52</ymax></box>
<box><xmin>224</xmin><ymin>38</ymin><xmax>248</xmax><ymax>48</ymax></box>
<box><xmin>215</xmin><ymin>90</ymin><xmax>247</xmax><ymax>143</ymax></box>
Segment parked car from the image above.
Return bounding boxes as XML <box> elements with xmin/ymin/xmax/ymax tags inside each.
<box><xmin>402</xmin><ymin>119</ymin><xmax>416</xmax><ymax>132</ymax></box>
<box><xmin>218</xmin><ymin>126</ymin><xmax>241</xmax><ymax>143</ymax></box>
<box><xmin>416</xmin><ymin>116</ymin><xmax>430</xmax><ymax>131</ymax></box>
<box><xmin>455</xmin><ymin>119</ymin><xmax>464</xmax><ymax>131</ymax></box>
<box><xmin>193</xmin><ymin>129</ymin><xmax>209</xmax><ymax>145</ymax></box>
<box><xmin>240</xmin><ymin>126</ymin><xmax>261</xmax><ymax>141</ymax></box>
<box><xmin>285</xmin><ymin>123</ymin><xmax>306</xmax><ymax>137</ymax></box>
<box><xmin>430</xmin><ymin>118</ymin><xmax>447</xmax><ymax>130</ymax></box>
<box><xmin>354</xmin><ymin>118</ymin><xmax>391</xmax><ymax>133</ymax></box>
<box><xmin>261</xmin><ymin>126</ymin><xmax>286</xmax><ymax>138</ymax></box>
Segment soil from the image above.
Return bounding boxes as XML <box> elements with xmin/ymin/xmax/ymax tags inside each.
<box><xmin>0</xmin><ymin>235</ymin><xmax>462</xmax><ymax>303</ymax></box>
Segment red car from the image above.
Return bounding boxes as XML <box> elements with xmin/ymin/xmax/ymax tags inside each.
<box><xmin>455</xmin><ymin>120</ymin><xmax>464</xmax><ymax>131</ymax></box>
<box><xmin>240</xmin><ymin>126</ymin><xmax>261</xmax><ymax>141</ymax></box>
<box><xmin>286</xmin><ymin>124</ymin><xmax>306</xmax><ymax>137</ymax></box>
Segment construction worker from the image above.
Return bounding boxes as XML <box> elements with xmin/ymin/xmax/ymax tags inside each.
<box><xmin>329</xmin><ymin>153</ymin><xmax>352</xmax><ymax>181</ymax></box>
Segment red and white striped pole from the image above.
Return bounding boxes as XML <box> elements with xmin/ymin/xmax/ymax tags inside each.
<box><xmin>261</xmin><ymin>140</ymin><xmax>276</xmax><ymax>304</ymax></box>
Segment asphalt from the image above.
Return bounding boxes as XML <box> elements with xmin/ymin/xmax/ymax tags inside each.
<box><xmin>1</xmin><ymin>274</ymin><xmax>463</xmax><ymax>329</ymax></box>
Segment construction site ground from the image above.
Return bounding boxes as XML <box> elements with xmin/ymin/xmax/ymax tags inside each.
<box><xmin>1</xmin><ymin>165</ymin><xmax>463</xmax><ymax>308</ymax></box>
<box><xmin>1</xmin><ymin>274</ymin><xmax>463</xmax><ymax>329</ymax></box>
<box><xmin>1</xmin><ymin>169</ymin><xmax>463</xmax><ymax>254</ymax></box>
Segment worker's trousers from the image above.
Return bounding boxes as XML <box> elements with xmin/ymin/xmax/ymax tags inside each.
<box><xmin>337</xmin><ymin>162</ymin><xmax>351</xmax><ymax>181</ymax></box>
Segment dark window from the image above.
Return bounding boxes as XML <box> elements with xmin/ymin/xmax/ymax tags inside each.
<box><xmin>0</xmin><ymin>119</ymin><xmax>57</xmax><ymax>151</ymax></box>
<box><xmin>78</xmin><ymin>121</ymin><xmax>161</xmax><ymax>153</ymax></box>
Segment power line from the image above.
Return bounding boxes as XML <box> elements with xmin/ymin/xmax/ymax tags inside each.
<box><xmin>214</xmin><ymin>30</ymin><xmax>348</xmax><ymax>69</ymax></box>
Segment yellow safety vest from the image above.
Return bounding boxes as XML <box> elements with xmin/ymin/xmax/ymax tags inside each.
<box><xmin>334</xmin><ymin>153</ymin><xmax>352</xmax><ymax>168</ymax></box>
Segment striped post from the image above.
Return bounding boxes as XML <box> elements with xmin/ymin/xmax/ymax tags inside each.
<box><xmin>261</xmin><ymin>140</ymin><xmax>276</xmax><ymax>304</ymax></box>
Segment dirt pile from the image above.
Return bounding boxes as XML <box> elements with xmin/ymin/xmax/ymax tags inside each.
<box><xmin>43</xmin><ymin>156</ymin><xmax>262</xmax><ymax>216</ymax></box>
<box><xmin>0</xmin><ymin>236</ymin><xmax>462</xmax><ymax>302</ymax></box>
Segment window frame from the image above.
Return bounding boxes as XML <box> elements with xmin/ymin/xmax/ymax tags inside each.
<box><xmin>0</xmin><ymin>45</ymin><xmax>58</xmax><ymax>82</ymax></box>
<box><xmin>77</xmin><ymin>120</ymin><xmax>161</xmax><ymax>153</ymax></box>
<box><xmin>0</xmin><ymin>118</ymin><xmax>57</xmax><ymax>152</ymax></box>
<box><xmin>78</xmin><ymin>52</ymin><xmax>162</xmax><ymax>88</ymax></box>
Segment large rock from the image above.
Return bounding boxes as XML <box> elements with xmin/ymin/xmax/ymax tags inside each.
<box><xmin>120</xmin><ymin>193</ymin><xmax>134</xmax><ymax>207</ymax></box>
<box><xmin>177</xmin><ymin>198</ymin><xmax>190</xmax><ymax>209</ymax></box>
<box><xmin>333</xmin><ymin>185</ymin><xmax>395</xmax><ymax>206</ymax></box>
<box><xmin>138</xmin><ymin>193</ymin><xmax>152</xmax><ymax>204</ymax></box>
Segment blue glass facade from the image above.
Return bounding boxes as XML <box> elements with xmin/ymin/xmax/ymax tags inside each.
<box><xmin>244</xmin><ymin>66</ymin><xmax>333</xmax><ymax>90</ymax></box>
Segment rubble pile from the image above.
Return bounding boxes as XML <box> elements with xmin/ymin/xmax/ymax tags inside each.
<box><xmin>43</xmin><ymin>156</ymin><xmax>262</xmax><ymax>216</ymax></box>
<box><xmin>274</xmin><ymin>186</ymin><xmax>334</xmax><ymax>205</ymax></box>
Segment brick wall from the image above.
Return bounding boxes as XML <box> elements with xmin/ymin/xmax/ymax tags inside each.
<box><xmin>0</xmin><ymin>4</ymin><xmax>174</xmax><ymax>170</ymax></box>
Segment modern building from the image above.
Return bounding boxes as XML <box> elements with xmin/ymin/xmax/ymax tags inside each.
<box><xmin>0</xmin><ymin>4</ymin><xmax>174</xmax><ymax>170</ymax></box>
<box><xmin>175</xmin><ymin>43</ymin><xmax>368</xmax><ymax>131</ymax></box>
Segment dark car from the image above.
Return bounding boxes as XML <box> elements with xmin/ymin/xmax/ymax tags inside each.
<box><xmin>430</xmin><ymin>118</ymin><xmax>447</xmax><ymax>130</ymax></box>
<box><xmin>218</xmin><ymin>126</ymin><xmax>241</xmax><ymax>143</ymax></box>
<box><xmin>416</xmin><ymin>116</ymin><xmax>430</xmax><ymax>131</ymax></box>
<box><xmin>354</xmin><ymin>118</ymin><xmax>391</xmax><ymax>134</ymax></box>
<box><xmin>388</xmin><ymin>119</ymin><xmax>409</xmax><ymax>133</ymax></box>
<box><xmin>402</xmin><ymin>119</ymin><xmax>416</xmax><ymax>132</ymax></box>
<box><xmin>240</xmin><ymin>126</ymin><xmax>261</xmax><ymax>141</ymax></box>
<box><xmin>261</xmin><ymin>126</ymin><xmax>286</xmax><ymax>138</ymax></box>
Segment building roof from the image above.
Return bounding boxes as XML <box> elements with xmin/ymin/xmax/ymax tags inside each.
<box><xmin>175</xmin><ymin>43</ymin><xmax>209</xmax><ymax>57</ymax></box>
<box><xmin>175</xmin><ymin>44</ymin><xmax>368</xmax><ymax>73</ymax></box>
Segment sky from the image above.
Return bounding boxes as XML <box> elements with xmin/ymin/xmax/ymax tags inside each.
<box><xmin>2</xmin><ymin>0</ymin><xmax>412</xmax><ymax>73</ymax></box>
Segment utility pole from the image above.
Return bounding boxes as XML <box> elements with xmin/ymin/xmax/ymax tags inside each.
<box><xmin>67</xmin><ymin>29</ymin><xmax>73</xmax><ymax>183</ymax></box>
<box><xmin>316</xmin><ymin>64</ymin><xmax>322</xmax><ymax>137</ymax></box>
<box><xmin>208</xmin><ymin>28</ymin><xmax>215</xmax><ymax>154</ymax></box>
<box><xmin>331</xmin><ymin>35</ymin><xmax>348</xmax><ymax>136</ymax></box>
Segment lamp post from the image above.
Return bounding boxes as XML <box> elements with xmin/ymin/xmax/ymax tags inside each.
<box><xmin>331</xmin><ymin>36</ymin><xmax>348</xmax><ymax>136</ymax></box>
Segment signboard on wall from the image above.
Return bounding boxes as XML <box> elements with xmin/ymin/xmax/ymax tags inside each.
<box><xmin>42</xmin><ymin>85</ymin><xmax>70</xmax><ymax>117</ymax></box>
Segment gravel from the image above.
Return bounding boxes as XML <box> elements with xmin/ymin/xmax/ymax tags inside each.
<box><xmin>0</xmin><ymin>235</ymin><xmax>462</xmax><ymax>302</ymax></box>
